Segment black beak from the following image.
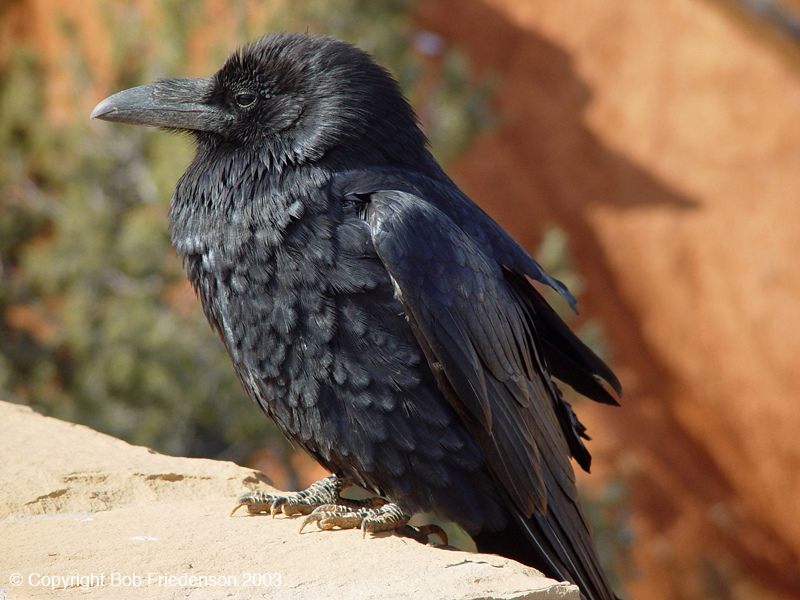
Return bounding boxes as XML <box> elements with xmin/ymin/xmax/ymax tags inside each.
<box><xmin>91</xmin><ymin>77</ymin><xmax>223</xmax><ymax>132</ymax></box>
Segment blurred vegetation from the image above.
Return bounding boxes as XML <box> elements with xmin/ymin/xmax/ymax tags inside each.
<box><xmin>536</xmin><ymin>226</ymin><xmax>611</xmax><ymax>367</ymax></box>
<box><xmin>0</xmin><ymin>43</ymin><xmax>253</xmax><ymax>459</ymax></box>
<box><xmin>0</xmin><ymin>0</ymin><xmax>627</xmax><ymax>582</ymax></box>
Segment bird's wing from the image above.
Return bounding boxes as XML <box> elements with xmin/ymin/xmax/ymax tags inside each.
<box><xmin>332</xmin><ymin>168</ymin><xmax>621</xmax><ymax>412</ymax></box>
<box><xmin>335</xmin><ymin>173</ymin><xmax>579</xmax><ymax>519</ymax></box>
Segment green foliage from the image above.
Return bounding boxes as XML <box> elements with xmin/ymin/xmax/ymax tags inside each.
<box><xmin>536</xmin><ymin>225</ymin><xmax>612</xmax><ymax>364</ymax></box>
<box><xmin>579</xmin><ymin>480</ymin><xmax>635</xmax><ymax>594</ymax></box>
<box><xmin>421</xmin><ymin>49</ymin><xmax>497</xmax><ymax>165</ymax></box>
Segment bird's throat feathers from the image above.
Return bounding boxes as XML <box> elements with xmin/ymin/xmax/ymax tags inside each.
<box><xmin>169</xmin><ymin>145</ymin><xmax>324</xmax><ymax>260</ymax></box>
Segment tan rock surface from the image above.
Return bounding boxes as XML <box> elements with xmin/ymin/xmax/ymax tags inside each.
<box><xmin>415</xmin><ymin>1</ymin><xmax>800</xmax><ymax>598</ymax></box>
<box><xmin>0</xmin><ymin>401</ymin><xmax>579</xmax><ymax>600</ymax></box>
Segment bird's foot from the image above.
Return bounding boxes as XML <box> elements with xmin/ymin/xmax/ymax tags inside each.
<box><xmin>299</xmin><ymin>502</ymin><xmax>448</xmax><ymax>545</ymax></box>
<box><xmin>231</xmin><ymin>474</ymin><xmax>386</xmax><ymax>517</ymax></box>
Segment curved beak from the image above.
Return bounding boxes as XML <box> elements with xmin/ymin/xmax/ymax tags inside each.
<box><xmin>91</xmin><ymin>77</ymin><xmax>221</xmax><ymax>132</ymax></box>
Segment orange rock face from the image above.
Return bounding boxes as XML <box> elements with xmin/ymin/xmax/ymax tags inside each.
<box><xmin>416</xmin><ymin>1</ymin><xmax>800</xmax><ymax>598</ymax></box>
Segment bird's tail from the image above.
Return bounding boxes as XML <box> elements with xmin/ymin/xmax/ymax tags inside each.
<box><xmin>472</xmin><ymin>496</ymin><xmax>618</xmax><ymax>600</ymax></box>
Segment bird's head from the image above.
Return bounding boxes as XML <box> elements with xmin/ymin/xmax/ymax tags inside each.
<box><xmin>92</xmin><ymin>32</ymin><xmax>430</xmax><ymax>170</ymax></box>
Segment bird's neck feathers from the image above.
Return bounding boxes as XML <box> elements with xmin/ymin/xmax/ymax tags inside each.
<box><xmin>169</xmin><ymin>112</ymin><xmax>442</xmax><ymax>259</ymax></box>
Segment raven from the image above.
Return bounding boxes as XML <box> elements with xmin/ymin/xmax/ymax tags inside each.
<box><xmin>92</xmin><ymin>32</ymin><xmax>621</xmax><ymax>600</ymax></box>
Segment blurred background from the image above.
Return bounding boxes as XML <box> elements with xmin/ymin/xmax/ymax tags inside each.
<box><xmin>2</xmin><ymin>0</ymin><xmax>800</xmax><ymax>598</ymax></box>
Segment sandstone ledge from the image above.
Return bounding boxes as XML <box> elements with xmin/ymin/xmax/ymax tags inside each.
<box><xmin>0</xmin><ymin>401</ymin><xmax>579</xmax><ymax>600</ymax></box>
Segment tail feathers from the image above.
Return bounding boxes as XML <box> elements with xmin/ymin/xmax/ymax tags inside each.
<box><xmin>473</xmin><ymin>514</ymin><xmax>567</xmax><ymax>581</ymax></box>
<box><xmin>473</xmin><ymin>500</ymin><xmax>617</xmax><ymax>600</ymax></box>
<box><xmin>516</xmin><ymin>505</ymin><xmax>615</xmax><ymax>600</ymax></box>
<box><xmin>504</xmin><ymin>268</ymin><xmax>622</xmax><ymax>406</ymax></box>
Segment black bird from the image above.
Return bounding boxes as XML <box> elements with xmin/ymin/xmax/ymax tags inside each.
<box><xmin>92</xmin><ymin>32</ymin><xmax>622</xmax><ymax>600</ymax></box>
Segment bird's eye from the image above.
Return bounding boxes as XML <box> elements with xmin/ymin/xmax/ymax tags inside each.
<box><xmin>235</xmin><ymin>92</ymin><xmax>258</xmax><ymax>107</ymax></box>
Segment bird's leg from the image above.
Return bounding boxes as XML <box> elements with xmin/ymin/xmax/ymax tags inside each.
<box><xmin>299</xmin><ymin>502</ymin><xmax>448</xmax><ymax>546</ymax></box>
<box><xmin>231</xmin><ymin>474</ymin><xmax>386</xmax><ymax>517</ymax></box>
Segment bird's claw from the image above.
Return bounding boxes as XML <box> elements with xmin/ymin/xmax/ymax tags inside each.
<box><xmin>298</xmin><ymin>504</ymin><xmax>367</xmax><ymax>533</ymax></box>
<box><xmin>231</xmin><ymin>490</ymin><xmax>319</xmax><ymax>517</ymax></box>
<box><xmin>296</xmin><ymin>502</ymin><xmax>443</xmax><ymax>544</ymax></box>
<box><xmin>231</xmin><ymin>475</ymin><xmax>349</xmax><ymax>518</ymax></box>
<box><xmin>298</xmin><ymin>503</ymin><xmax>447</xmax><ymax>545</ymax></box>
